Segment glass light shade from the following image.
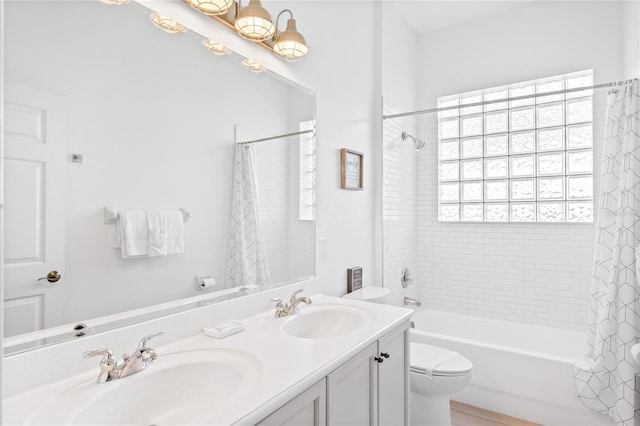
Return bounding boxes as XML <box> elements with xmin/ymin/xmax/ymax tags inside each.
<box><xmin>150</xmin><ymin>12</ymin><xmax>187</xmax><ymax>34</ymax></box>
<box><xmin>273</xmin><ymin>18</ymin><xmax>309</xmax><ymax>61</ymax></box>
<box><xmin>235</xmin><ymin>0</ymin><xmax>275</xmax><ymax>41</ymax></box>
<box><xmin>202</xmin><ymin>39</ymin><xmax>230</xmax><ymax>56</ymax></box>
<box><xmin>100</xmin><ymin>0</ymin><xmax>130</xmax><ymax>4</ymax></box>
<box><xmin>242</xmin><ymin>58</ymin><xmax>266</xmax><ymax>73</ymax></box>
<box><xmin>186</xmin><ymin>0</ymin><xmax>233</xmax><ymax>16</ymax></box>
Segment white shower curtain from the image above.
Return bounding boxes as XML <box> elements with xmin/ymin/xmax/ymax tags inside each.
<box><xmin>224</xmin><ymin>144</ymin><xmax>271</xmax><ymax>289</ymax></box>
<box><xmin>574</xmin><ymin>80</ymin><xmax>640</xmax><ymax>426</ymax></box>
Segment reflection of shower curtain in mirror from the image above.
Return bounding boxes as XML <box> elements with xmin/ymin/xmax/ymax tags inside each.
<box><xmin>224</xmin><ymin>144</ymin><xmax>271</xmax><ymax>289</ymax></box>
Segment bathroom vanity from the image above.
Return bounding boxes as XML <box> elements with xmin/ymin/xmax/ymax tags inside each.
<box><xmin>3</xmin><ymin>294</ymin><xmax>411</xmax><ymax>425</ymax></box>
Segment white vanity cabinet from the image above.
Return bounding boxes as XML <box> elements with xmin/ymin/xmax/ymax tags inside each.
<box><xmin>377</xmin><ymin>325</ymin><xmax>410</xmax><ymax>425</ymax></box>
<box><xmin>257</xmin><ymin>322</ymin><xmax>409</xmax><ymax>426</ymax></box>
<box><xmin>327</xmin><ymin>324</ymin><xmax>409</xmax><ymax>426</ymax></box>
<box><xmin>327</xmin><ymin>342</ymin><xmax>378</xmax><ymax>425</ymax></box>
<box><xmin>257</xmin><ymin>379</ymin><xmax>327</xmax><ymax>426</ymax></box>
<box><xmin>4</xmin><ymin>296</ymin><xmax>413</xmax><ymax>426</ymax></box>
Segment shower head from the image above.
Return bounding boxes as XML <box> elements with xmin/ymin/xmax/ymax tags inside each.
<box><xmin>402</xmin><ymin>131</ymin><xmax>426</xmax><ymax>151</ymax></box>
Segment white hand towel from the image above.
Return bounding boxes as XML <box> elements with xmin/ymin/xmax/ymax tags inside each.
<box><xmin>146</xmin><ymin>210</ymin><xmax>183</xmax><ymax>257</ymax></box>
<box><xmin>166</xmin><ymin>210</ymin><xmax>185</xmax><ymax>255</ymax></box>
<box><xmin>115</xmin><ymin>211</ymin><xmax>148</xmax><ymax>258</ymax></box>
<box><xmin>147</xmin><ymin>210</ymin><xmax>168</xmax><ymax>257</ymax></box>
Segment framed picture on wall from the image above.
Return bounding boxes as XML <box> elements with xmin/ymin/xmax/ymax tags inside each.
<box><xmin>340</xmin><ymin>148</ymin><xmax>363</xmax><ymax>190</ymax></box>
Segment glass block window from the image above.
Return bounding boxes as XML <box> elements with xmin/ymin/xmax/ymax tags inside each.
<box><xmin>437</xmin><ymin>70</ymin><xmax>594</xmax><ymax>223</ymax></box>
<box><xmin>299</xmin><ymin>120</ymin><xmax>316</xmax><ymax>221</ymax></box>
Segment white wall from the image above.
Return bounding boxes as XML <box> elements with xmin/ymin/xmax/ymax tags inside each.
<box><xmin>622</xmin><ymin>1</ymin><xmax>640</xmax><ymax>78</ymax></box>
<box><xmin>381</xmin><ymin>3</ymin><xmax>421</xmax><ymax>306</ymax></box>
<box><xmin>267</xmin><ymin>1</ymin><xmax>383</xmax><ymax>296</ymax></box>
<box><xmin>415</xmin><ymin>1</ymin><xmax>624</xmax><ymax>330</ymax></box>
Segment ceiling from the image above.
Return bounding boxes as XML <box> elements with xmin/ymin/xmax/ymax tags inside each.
<box><xmin>392</xmin><ymin>1</ymin><xmax>535</xmax><ymax>34</ymax></box>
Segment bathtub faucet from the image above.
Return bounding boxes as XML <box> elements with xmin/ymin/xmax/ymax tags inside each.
<box><xmin>404</xmin><ymin>297</ymin><xmax>422</xmax><ymax>307</ymax></box>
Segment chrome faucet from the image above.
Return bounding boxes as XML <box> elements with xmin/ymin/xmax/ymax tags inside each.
<box><xmin>270</xmin><ymin>289</ymin><xmax>312</xmax><ymax>318</ymax></box>
<box><xmin>404</xmin><ymin>297</ymin><xmax>422</xmax><ymax>307</ymax></box>
<box><xmin>83</xmin><ymin>331</ymin><xmax>164</xmax><ymax>383</ymax></box>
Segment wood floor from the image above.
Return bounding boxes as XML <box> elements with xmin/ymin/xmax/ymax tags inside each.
<box><xmin>450</xmin><ymin>401</ymin><xmax>542</xmax><ymax>426</ymax></box>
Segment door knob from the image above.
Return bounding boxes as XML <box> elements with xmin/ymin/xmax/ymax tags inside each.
<box><xmin>374</xmin><ymin>356</ymin><xmax>384</xmax><ymax>363</ymax></box>
<box><xmin>38</xmin><ymin>270</ymin><xmax>61</xmax><ymax>283</ymax></box>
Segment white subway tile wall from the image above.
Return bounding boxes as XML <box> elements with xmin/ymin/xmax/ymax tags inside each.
<box><xmin>253</xmin><ymin>135</ymin><xmax>290</xmax><ymax>284</ymax></box>
<box><xmin>413</xmin><ymin>90</ymin><xmax>606</xmax><ymax>330</ymax></box>
<box><xmin>383</xmin><ymin>106</ymin><xmax>419</xmax><ymax>306</ymax></box>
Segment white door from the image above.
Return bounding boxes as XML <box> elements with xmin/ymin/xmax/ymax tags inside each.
<box><xmin>4</xmin><ymin>82</ymin><xmax>66</xmax><ymax>337</ymax></box>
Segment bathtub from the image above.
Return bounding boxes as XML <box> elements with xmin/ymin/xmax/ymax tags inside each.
<box><xmin>410</xmin><ymin>309</ymin><xmax>614</xmax><ymax>426</ymax></box>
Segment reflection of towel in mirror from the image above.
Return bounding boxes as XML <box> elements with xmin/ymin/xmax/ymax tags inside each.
<box><xmin>114</xmin><ymin>211</ymin><xmax>148</xmax><ymax>258</ymax></box>
<box><xmin>147</xmin><ymin>210</ymin><xmax>184</xmax><ymax>257</ymax></box>
<box><xmin>147</xmin><ymin>210</ymin><xmax>168</xmax><ymax>257</ymax></box>
<box><xmin>114</xmin><ymin>210</ymin><xmax>184</xmax><ymax>258</ymax></box>
<box><xmin>164</xmin><ymin>210</ymin><xmax>184</xmax><ymax>256</ymax></box>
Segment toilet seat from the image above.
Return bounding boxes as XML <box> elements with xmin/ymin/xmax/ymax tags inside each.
<box><xmin>410</xmin><ymin>343</ymin><xmax>473</xmax><ymax>377</ymax></box>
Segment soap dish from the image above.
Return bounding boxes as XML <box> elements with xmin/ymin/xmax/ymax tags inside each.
<box><xmin>203</xmin><ymin>320</ymin><xmax>245</xmax><ymax>338</ymax></box>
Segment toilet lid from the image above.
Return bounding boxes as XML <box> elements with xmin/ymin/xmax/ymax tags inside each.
<box><xmin>342</xmin><ymin>287</ymin><xmax>391</xmax><ymax>303</ymax></box>
<box><xmin>410</xmin><ymin>343</ymin><xmax>473</xmax><ymax>377</ymax></box>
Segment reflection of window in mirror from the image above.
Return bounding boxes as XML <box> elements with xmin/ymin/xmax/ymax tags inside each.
<box><xmin>299</xmin><ymin>120</ymin><xmax>316</xmax><ymax>221</ymax></box>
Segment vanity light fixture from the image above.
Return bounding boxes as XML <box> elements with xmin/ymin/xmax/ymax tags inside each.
<box><xmin>185</xmin><ymin>0</ymin><xmax>233</xmax><ymax>16</ymax></box>
<box><xmin>100</xmin><ymin>0</ymin><xmax>130</xmax><ymax>4</ymax></box>
<box><xmin>273</xmin><ymin>10</ymin><xmax>309</xmax><ymax>62</ymax></box>
<box><xmin>202</xmin><ymin>39</ymin><xmax>231</xmax><ymax>55</ymax></box>
<box><xmin>150</xmin><ymin>12</ymin><xmax>187</xmax><ymax>34</ymax></box>
<box><xmin>180</xmin><ymin>0</ymin><xmax>310</xmax><ymax>61</ymax></box>
<box><xmin>242</xmin><ymin>58</ymin><xmax>266</xmax><ymax>73</ymax></box>
<box><xmin>234</xmin><ymin>0</ymin><xmax>275</xmax><ymax>41</ymax></box>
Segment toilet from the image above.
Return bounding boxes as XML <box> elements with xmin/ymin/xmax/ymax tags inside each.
<box><xmin>409</xmin><ymin>342</ymin><xmax>473</xmax><ymax>426</ymax></box>
<box><xmin>342</xmin><ymin>286</ymin><xmax>391</xmax><ymax>303</ymax></box>
<box><xmin>341</xmin><ymin>289</ymin><xmax>473</xmax><ymax>426</ymax></box>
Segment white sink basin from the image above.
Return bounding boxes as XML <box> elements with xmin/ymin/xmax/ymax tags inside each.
<box><xmin>281</xmin><ymin>304</ymin><xmax>374</xmax><ymax>338</ymax></box>
<box><xmin>26</xmin><ymin>348</ymin><xmax>262</xmax><ymax>425</ymax></box>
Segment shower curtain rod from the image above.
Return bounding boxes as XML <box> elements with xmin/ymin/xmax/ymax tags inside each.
<box><xmin>383</xmin><ymin>78</ymin><xmax>638</xmax><ymax>120</ymax></box>
<box><xmin>238</xmin><ymin>129</ymin><xmax>314</xmax><ymax>145</ymax></box>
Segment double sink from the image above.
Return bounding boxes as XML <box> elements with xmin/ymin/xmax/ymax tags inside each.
<box><xmin>10</xmin><ymin>298</ymin><xmax>377</xmax><ymax>425</ymax></box>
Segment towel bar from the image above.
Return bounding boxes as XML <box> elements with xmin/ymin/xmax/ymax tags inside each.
<box><xmin>103</xmin><ymin>207</ymin><xmax>191</xmax><ymax>224</ymax></box>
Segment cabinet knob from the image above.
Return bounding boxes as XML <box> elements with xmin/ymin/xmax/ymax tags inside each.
<box><xmin>380</xmin><ymin>352</ymin><xmax>390</xmax><ymax>358</ymax></box>
<box><xmin>374</xmin><ymin>356</ymin><xmax>384</xmax><ymax>363</ymax></box>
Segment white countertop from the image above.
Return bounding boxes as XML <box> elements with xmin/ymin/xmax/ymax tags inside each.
<box><xmin>4</xmin><ymin>295</ymin><xmax>412</xmax><ymax>425</ymax></box>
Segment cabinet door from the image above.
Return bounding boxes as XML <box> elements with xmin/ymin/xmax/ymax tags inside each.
<box><xmin>378</xmin><ymin>326</ymin><xmax>409</xmax><ymax>426</ymax></box>
<box><xmin>327</xmin><ymin>343</ymin><xmax>377</xmax><ymax>426</ymax></box>
<box><xmin>257</xmin><ymin>379</ymin><xmax>327</xmax><ymax>426</ymax></box>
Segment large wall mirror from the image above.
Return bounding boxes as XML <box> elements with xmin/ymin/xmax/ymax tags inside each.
<box><xmin>3</xmin><ymin>0</ymin><xmax>316</xmax><ymax>353</ymax></box>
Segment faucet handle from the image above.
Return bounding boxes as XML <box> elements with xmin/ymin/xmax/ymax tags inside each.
<box><xmin>137</xmin><ymin>331</ymin><xmax>164</xmax><ymax>350</ymax></box>
<box><xmin>270</xmin><ymin>297</ymin><xmax>287</xmax><ymax>318</ymax></box>
<box><xmin>83</xmin><ymin>348</ymin><xmax>117</xmax><ymax>368</ymax></box>
<box><xmin>290</xmin><ymin>289</ymin><xmax>304</xmax><ymax>302</ymax></box>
